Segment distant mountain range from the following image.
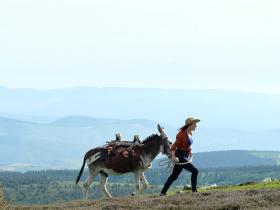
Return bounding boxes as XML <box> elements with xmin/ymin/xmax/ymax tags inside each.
<box><xmin>0</xmin><ymin>86</ymin><xmax>279</xmax><ymax>171</ymax></box>
<box><xmin>0</xmin><ymin>116</ymin><xmax>173</xmax><ymax>170</ymax></box>
<box><xmin>1</xmin><ymin>86</ymin><xmax>280</xmax><ymax>130</ymax></box>
<box><xmin>0</xmin><ymin>115</ymin><xmax>280</xmax><ymax>171</ymax></box>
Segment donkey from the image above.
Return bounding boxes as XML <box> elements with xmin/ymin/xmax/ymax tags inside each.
<box><xmin>76</xmin><ymin>124</ymin><xmax>171</xmax><ymax>199</ymax></box>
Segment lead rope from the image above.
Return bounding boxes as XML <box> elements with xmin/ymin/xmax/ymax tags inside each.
<box><xmin>158</xmin><ymin>156</ymin><xmax>193</xmax><ymax>172</ymax></box>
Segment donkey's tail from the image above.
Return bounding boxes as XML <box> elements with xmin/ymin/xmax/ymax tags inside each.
<box><xmin>76</xmin><ymin>156</ymin><xmax>86</xmax><ymax>185</ymax></box>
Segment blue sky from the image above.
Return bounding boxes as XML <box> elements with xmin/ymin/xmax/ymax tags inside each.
<box><xmin>0</xmin><ymin>0</ymin><xmax>279</xmax><ymax>93</ymax></box>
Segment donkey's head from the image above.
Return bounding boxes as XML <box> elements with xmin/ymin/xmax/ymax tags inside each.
<box><xmin>157</xmin><ymin>124</ymin><xmax>172</xmax><ymax>157</ymax></box>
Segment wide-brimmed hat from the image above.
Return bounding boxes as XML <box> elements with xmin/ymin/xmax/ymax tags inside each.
<box><xmin>179</xmin><ymin>117</ymin><xmax>200</xmax><ymax>130</ymax></box>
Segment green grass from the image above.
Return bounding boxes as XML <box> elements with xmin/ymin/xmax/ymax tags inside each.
<box><xmin>6</xmin><ymin>179</ymin><xmax>280</xmax><ymax>210</ymax></box>
<box><xmin>199</xmin><ymin>179</ymin><xmax>280</xmax><ymax>192</ymax></box>
<box><xmin>164</xmin><ymin>179</ymin><xmax>280</xmax><ymax>196</ymax></box>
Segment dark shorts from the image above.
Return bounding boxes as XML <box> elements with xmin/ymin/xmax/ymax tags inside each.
<box><xmin>175</xmin><ymin>149</ymin><xmax>190</xmax><ymax>163</ymax></box>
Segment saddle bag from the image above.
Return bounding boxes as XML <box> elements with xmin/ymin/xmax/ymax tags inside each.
<box><xmin>105</xmin><ymin>146</ymin><xmax>141</xmax><ymax>173</ymax></box>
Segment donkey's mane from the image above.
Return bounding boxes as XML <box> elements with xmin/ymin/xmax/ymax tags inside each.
<box><xmin>142</xmin><ymin>134</ymin><xmax>159</xmax><ymax>144</ymax></box>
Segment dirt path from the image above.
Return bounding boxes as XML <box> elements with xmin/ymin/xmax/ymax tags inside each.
<box><xmin>8</xmin><ymin>188</ymin><xmax>280</xmax><ymax>210</ymax></box>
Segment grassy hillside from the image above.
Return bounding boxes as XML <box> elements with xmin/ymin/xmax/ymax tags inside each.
<box><xmin>154</xmin><ymin>150</ymin><xmax>280</xmax><ymax>169</ymax></box>
<box><xmin>8</xmin><ymin>180</ymin><xmax>280</xmax><ymax>210</ymax></box>
<box><xmin>195</xmin><ymin>150</ymin><xmax>280</xmax><ymax>168</ymax></box>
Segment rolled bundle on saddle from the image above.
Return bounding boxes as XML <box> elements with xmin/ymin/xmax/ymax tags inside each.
<box><xmin>106</xmin><ymin>141</ymin><xmax>143</xmax><ymax>147</ymax></box>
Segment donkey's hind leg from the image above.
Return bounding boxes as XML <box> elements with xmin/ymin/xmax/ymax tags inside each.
<box><xmin>83</xmin><ymin>168</ymin><xmax>98</xmax><ymax>200</ymax></box>
<box><xmin>100</xmin><ymin>171</ymin><xmax>112</xmax><ymax>198</ymax></box>
<box><xmin>132</xmin><ymin>171</ymin><xmax>141</xmax><ymax>196</ymax></box>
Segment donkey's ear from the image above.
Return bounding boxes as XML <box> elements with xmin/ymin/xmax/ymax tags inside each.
<box><xmin>157</xmin><ymin>124</ymin><xmax>163</xmax><ymax>133</ymax></box>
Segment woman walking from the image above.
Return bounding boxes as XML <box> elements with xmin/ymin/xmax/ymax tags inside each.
<box><xmin>160</xmin><ymin>117</ymin><xmax>200</xmax><ymax>195</ymax></box>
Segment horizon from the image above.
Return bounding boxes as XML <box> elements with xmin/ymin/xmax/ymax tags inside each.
<box><xmin>1</xmin><ymin>84</ymin><xmax>280</xmax><ymax>95</ymax></box>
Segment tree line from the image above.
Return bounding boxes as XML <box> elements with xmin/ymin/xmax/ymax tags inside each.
<box><xmin>0</xmin><ymin>165</ymin><xmax>280</xmax><ymax>204</ymax></box>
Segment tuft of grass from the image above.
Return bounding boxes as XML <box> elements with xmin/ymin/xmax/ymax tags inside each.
<box><xmin>0</xmin><ymin>186</ymin><xmax>10</xmax><ymax>210</ymax></box>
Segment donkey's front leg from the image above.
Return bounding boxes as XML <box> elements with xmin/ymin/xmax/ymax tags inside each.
<box><xmin>140</xmin><ymin>172</ymin><xmax>149</xmax><ymax>192</ymax></box>
<box><xmin>132</xmin><ymin>171</ymin><xmax>141</xmax><ymax>196</ymax></box>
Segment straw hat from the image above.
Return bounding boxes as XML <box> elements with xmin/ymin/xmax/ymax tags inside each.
<box><xmin>179</xmin><ymin>117</ymin><xmax>200</xmax><ymax>130</ymax></box>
